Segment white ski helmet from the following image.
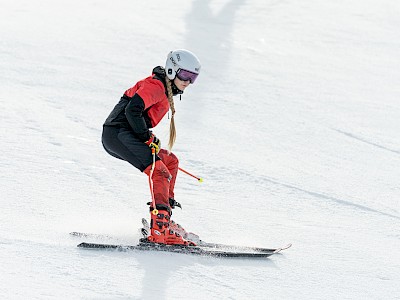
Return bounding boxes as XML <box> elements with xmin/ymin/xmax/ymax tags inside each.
<box><xmin>165</xmin><ymin>49</ymin><xmax>201</xmax><ymax>83</ymax></box>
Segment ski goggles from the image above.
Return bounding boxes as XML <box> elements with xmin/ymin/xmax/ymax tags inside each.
<box><xmin>176</xmin><ymin>68</ymin><xmax>199</xmax><ymax>84</ymax></box>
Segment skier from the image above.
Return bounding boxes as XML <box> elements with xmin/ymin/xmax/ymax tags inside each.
<box><xmin>102</xmin><ymin>49</ymin><xmax>201</xmax><ymax>246</ymax></box>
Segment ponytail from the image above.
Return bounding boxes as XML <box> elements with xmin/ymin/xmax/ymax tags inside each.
<box><xmin>165</xmin><ymin>77</ymin><xmax>176</xmax><ymax>150</ymax></box>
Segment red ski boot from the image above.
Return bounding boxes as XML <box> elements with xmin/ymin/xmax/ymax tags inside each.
<box><xmin>147</xmin><ymin>205</ymin><xmax>196</xmax><ymax>246</ymax></box>
<box><xmin>169</xmin><ymin>220</ymin><xmax>201</xmax><ymax>244</ymax></box>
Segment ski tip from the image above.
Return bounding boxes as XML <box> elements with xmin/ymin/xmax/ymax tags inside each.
<box><xmin>284</xmin><ymin>243</ymin><xmax>292</xmax><ymax>250</ymax></box>
<box><xmin>273</xmin><ymin>243</ymin><xmax>292</xmax><ymax>253</ymax></box>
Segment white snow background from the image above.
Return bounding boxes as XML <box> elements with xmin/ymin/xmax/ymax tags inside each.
<box><xmin>1</xmin><ymin>0</ymin><xmax>399</xmax><ymax>299</ymax></box>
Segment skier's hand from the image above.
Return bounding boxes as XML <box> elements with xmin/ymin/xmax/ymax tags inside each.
<box><xmin>145</xmin><ymin>134</ymin><xmax>161</xmax><ymax>154</ymax></box>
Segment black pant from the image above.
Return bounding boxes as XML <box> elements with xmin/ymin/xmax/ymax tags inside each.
<box><xmin>102</xmin><ymin>126</ymin><xmax>155</xmax><ymax>172</ymax></box>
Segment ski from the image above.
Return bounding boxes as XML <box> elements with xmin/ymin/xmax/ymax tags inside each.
<box><xmin>71</xmin><ymin>218</ymin><xmax>292</xmax><ymax>256</ymax></box>
<box><xmin>71</xmin><ymin>231</ymin><xmax>291</xmax><ymax>254</ymax></box>
<box><xmin>77</xmin><ymin>242</ymin><xmax>277</xmax><ymax>258</ymax></box>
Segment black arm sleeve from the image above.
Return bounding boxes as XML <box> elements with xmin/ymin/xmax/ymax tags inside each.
<box><xmin>125</xmin><ymin>94</ymin><xmax>152</xmax><ymax>142</ymax></box>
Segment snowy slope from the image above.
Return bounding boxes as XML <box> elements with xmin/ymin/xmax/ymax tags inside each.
<box><xmin>1</xmin><ymin>0</ymin><xmax>399</xmax><ymax>299</ymax></box>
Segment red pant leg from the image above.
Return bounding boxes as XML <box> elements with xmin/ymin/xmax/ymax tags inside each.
<box><xmin>143</xmin><ymin>160</ymin><xmax>171</xmax><ymax>207</ymax></box>
<box><xmin>157</xmin><ymin>150</ymin><xmax>179</xmax><ymax>199</ymax></box>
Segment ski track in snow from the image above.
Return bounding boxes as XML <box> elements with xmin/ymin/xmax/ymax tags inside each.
<box><xmin>333</xmin><ymin>128</ymin><xmax>400</xmax><ymax>155</ymax></box>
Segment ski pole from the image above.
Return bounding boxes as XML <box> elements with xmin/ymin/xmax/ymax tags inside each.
<box><xmin>148</xmin><ymin>148</ymin><xmax>158</xmax><ymax>215</ymax></box>
<box><xmin>179</xmin><ymin>167</ymin><xmax>203</xmax><ymax>182</ymax></box>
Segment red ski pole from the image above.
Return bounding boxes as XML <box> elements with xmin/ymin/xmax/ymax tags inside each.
<box><xmin>179</xmin><ymin>167</ymin><xmax>203</xmax><ymax>182</ymax></box>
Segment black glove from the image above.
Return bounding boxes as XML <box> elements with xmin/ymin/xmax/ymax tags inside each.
<box><xmin>169</xmin><ymin>198</ymin><xmax>182</xmax><ymax>209</ymax></box>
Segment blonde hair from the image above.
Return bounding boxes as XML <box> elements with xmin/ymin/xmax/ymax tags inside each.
<box><xmin>165</xmin><ymin>77</ymin><xmax>176</xmax><ymax>150</ymax></box>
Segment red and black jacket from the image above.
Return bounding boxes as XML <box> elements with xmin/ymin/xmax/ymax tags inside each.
<box><xmin>103</xmin><ymin>67</ymin><xmax>170</xmax><ymax>142</ymax></box>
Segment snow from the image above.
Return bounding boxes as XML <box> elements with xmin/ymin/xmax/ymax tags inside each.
<box><xmin>1</xmin><ymin>0</ymin><xmax>399</xmax><ymax>299</ymax></box>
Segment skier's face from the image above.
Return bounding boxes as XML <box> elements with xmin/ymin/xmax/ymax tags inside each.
<box><xmin>174</xmin><ymin>77</ymin><xmax>190</xmax><ymax>91</ymax></box>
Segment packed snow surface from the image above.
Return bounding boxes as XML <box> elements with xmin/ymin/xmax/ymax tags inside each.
<box><xmin>1</xmin><ymin>0</ymin><xmax>399</xmax><ymax>299</ymax></box>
